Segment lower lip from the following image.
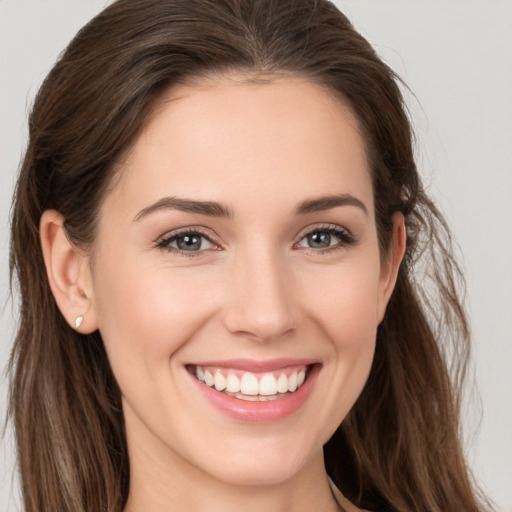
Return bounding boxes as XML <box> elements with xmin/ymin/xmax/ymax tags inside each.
<box><xmin>189</xmin><ymin>365</ymin><xmax>320</xmax><ymax>423</ymax></box>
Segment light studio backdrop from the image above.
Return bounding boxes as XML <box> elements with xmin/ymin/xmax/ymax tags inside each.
<box><xmin>1</xmin><ymin>1</ymin><xmax>511</xmax><ymax>511</ymax></box>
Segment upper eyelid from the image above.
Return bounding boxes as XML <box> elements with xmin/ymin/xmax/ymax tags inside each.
<box><xmin>156</xmin><ymin>226</ymin><xmax>221</xmax><ymax>247</ymax></box>
<box><xmin>293</xmin><ymin>222</ymin><xmax>352</xmax><ymax>241</ymax></box>
<box><xmin>157</xmin><ymin>226</ymin><xmax>216</xmax><ymax>239</ymax></box>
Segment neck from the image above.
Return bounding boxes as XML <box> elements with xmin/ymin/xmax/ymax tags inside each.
<box><xmin>124</xmin><ymin>446</ymin><xmax>342</xmax><ymax>512</ymax></box>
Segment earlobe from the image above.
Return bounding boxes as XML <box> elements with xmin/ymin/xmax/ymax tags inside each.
<box><xmin>39</xmin><ymin>210</ymin><xmax>98</xmax><ymax>333</ymax></box>
<box><xmin>377</xmin><ymin>212</ymin><xmax>406</xmax><ymax>323</ymax></box>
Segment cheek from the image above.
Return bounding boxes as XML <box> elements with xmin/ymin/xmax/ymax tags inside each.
<box><xmin>291</xmin><ymin>256</ymin><xmax>382</xmax><ymax>438</ymax></box>
<box><xmin>91</xmin><ymin>256</ymin><xmax>219</xmax><ymax>374</ymax></box>
<box><xmin>303</xmin><ymin>259</ymin><xmax>381</xmax><ymax>349</ymax></box>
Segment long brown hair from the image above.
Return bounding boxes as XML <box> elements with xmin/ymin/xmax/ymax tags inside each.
<box><xmin>8</xmin><ymin>1</ymin><xmax>490</xmax><ymax>511</ymax></box>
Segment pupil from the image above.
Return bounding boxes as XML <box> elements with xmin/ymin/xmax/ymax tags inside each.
<box><xmin>178</xmin><ymin>235</ymin><xmax>201</xmax><ymax>251</ymax></box>
<box><xmin>308</xmin><ymin>231</ymin><xmax>331</xmax><ymax>248</ymax></box>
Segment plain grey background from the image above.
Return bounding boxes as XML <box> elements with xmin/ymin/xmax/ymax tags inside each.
<box><xmin>1</xmin><ymin>1</ymin><xmax>511</xmax><ymax>511</ymax></box>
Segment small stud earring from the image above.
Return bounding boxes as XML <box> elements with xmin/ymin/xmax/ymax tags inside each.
<box><xmin>74</xmin><ymin>316</ymin><xmax>84</xmax><ymax>330</ymax></box>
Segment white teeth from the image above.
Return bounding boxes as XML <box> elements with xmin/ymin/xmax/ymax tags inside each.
<box><xmin>194</xmin><ymin>366</ymin><xmax>309</xmax><ymax>399</ymax></box>
<box><xmin>288</xmin><ymin>372</ymin><xmax>298</xmax><ymax>392</ymax></box>
<box><xmin>204</xmin><ymin>370</ymin><xmax>214</xmax><ymax>387</ymax></box>
<box><xmin>226</xmin><ymin>373</ymin><xmax>241</xmax><ymax>393</ymax></box>
<box><xmin>213</xmin><ymin>371</ymin><xmax>226</xmax><ymax>391</ymax></box>
<box><xmin>259</xmin><ymin>373</ymin><xmax>277</xmax><ymax>395</ymax></box>
<box><xmin>259</xmin><ymin>394</ymin><xmax>280</xmax><ymax>401</ymax></box>
<box><xmin>276</xmin><ymin>373</ymin><xmax>288</xmax><ymax>393</ymax></box>
<box><xmin>240</xmin><ymin>373</ymin><xmax>259</xmax><ymax>395</ymax></box>
<box><xmin>238</xmin><ymin>394</ymin><xmax>259</xmax><ymax>401</ymax></box>
<box><xmin>230</xmin><ymin>391</ymin><xmax>284</xmax><ymax>401</ymax></box>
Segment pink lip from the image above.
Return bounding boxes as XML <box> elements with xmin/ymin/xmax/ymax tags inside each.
<box><xmin>187</xmin><ymin>361</ymin><xmax>321</xmax><ymax>424</ymax></box>
<box><xmin>187</xmin><ymin>357</ymin><xmax>319</xmax><ymax>373</ymax></box>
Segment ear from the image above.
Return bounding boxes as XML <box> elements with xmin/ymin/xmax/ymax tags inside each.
<box><xmin>40</xmin><ymin>210</ymin><xmax>98</xmax><ymax>333</ymax></box>
<box><xmin>377</xmin><ymin>212</ymin><xmax>406</xmax><ymax>323</ymax></box>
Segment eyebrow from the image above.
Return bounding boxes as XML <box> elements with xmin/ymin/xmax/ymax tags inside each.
<box><xmin>295</xmin><ymin>194</ymin><xmax>368</xmax><ymax>216</ymax></box>
<box><xmin>134</xmin><ymin>192</ymin><xmax>367</xmax><ymax>222</ymax></box>
<box><xmin>134</xmin><ymin>196</ymin><xmax>233</xmax><ymax>221</ymax></box>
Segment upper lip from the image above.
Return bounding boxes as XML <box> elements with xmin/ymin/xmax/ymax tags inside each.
<box><xmin>186</xmin><ymin>358</ymin><xmax>319</xmax><ymax>372</ymax></box>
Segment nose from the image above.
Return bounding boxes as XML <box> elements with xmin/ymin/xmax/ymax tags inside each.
<box><xmin>221</xmin><ymin>245</ymin><xmax>298</xmax><ymax>342</ymax></box>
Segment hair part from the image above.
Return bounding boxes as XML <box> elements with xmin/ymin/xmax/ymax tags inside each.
<box><xmin>9</xmin><ymin>1</ymin><xmax>490</xmax><ymax>511</ymax></box>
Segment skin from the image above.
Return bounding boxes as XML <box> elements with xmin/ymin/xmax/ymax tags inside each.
<box><xmin>41</xmin><ymin>75</ymin><xmax>405</xmax><ymax>512</ymax></box>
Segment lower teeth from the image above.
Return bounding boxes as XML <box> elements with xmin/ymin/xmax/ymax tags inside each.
<box><xmin>224</xmin><ymin>390</ymin><xmax>288</xmax><ymax>401</ymax></box>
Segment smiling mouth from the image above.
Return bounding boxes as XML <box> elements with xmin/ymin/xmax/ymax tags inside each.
<box><xmin>187</xmin><ymin>364</ymin><xmax>312</xmax><ymax>402</ymax></box>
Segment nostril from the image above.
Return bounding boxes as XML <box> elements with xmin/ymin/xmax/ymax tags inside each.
<box><xmin>219</xmin><ymin>266</ymin><xmax>298</xmax><ymax>340</ymax></box>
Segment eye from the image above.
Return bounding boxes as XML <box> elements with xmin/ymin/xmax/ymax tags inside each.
<box><xmin>157</xmin><ymin>230</ymin><xmax>218</xmax><ymax>253</ymax></box>
<box><xmin>295</xmin><ymin>226</ymin><xmax>355</xmax><ymax>251</ymax></box>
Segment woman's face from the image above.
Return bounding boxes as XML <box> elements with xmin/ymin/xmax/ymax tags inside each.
<box><xmin>87</xmin><ymin>76</ymin><xmax>401</xmax><ymax>487</ymax></box>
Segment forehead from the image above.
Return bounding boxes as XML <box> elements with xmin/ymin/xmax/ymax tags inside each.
<box><xmin>107</xmin><ymin>75</ymin><xmax>373</xmax><ymax>217</ymax></box>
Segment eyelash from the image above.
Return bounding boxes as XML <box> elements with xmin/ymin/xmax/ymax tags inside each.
<box><xmin>156</xmin><ymin>228</ymin><xmax>219</xmax><ymax>257</ymax></box>
<box><xmin>294</xmin><ymin>224</ymin><xmax>357</xmax><ymax>254</ymax></box>
<box><xmin>156</xmin><ymin>224</ymin><xmax>357</xmax><ymax>257</ymax></box>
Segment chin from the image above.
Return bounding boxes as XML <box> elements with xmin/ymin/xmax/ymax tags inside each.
<box><xmin>201</xmin><ymin>454</ymin><xmax>310</xmax><ymax>488</ymax></box>
<box><xmin>184</xmin><ymin>430</ymin><xmax>324</xmax><ymax>488</ymax></box>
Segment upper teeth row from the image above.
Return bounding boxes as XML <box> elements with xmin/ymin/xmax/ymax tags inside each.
<box><xmin>195</xmin><ymin>367</ymin><xmax>306</xmax><ymax>395</ymax></box>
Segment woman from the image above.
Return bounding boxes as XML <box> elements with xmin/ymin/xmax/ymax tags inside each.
<box><xmin>7</xmin><ymin>0</ymin><xmax>491</xmax><ymax>511</ymax></box>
